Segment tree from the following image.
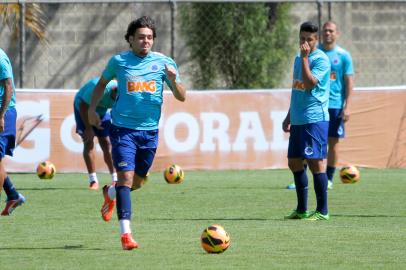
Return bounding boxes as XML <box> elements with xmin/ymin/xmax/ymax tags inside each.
<box><xmin>180</xmin><ymin>3</ymin><xmax>294</xmax><ymax>89</ymax></box>
<box><xmin>0</xmin><ymin>3</ymin><xmax>47</xmax><ymax>43</ymax></box>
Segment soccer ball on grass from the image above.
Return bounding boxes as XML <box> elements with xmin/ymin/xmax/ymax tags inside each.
<box><xmin>200</xmin><ymin>224</ymin><xmax>230</xmax><ymax>254</ymax></box>
<box><xmin>36</xmin><ymin>161</ymin><xmax>56</xmax><ymax>180</ymax></box>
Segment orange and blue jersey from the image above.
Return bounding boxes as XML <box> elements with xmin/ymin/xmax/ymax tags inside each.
<box><xmin>102</xmin><ymin>51</ymin><xmax>181</xmax><ymax>130</ymax></box>
<box><xmin>0</xmin><ymin>49</ymin><xmax>16</xmax><ymax>109</ymax></box>
<box><xmin>319</xmin><ymin>44</ymin><xmax>354</xmax><ymax>109</ymax></box>
<box><xmin>290</xmin><ymin>49</ymin><xmax>331</xmax><ymax>125</ymax></box>
<box><xmin>74</xmin><ymin>77</ymin><xmax>117</xmax><ymax>116</ymax></box>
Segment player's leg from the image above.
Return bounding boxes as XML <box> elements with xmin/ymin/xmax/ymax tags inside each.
<box><xmin>1</xmin><ymin>108</ymin><xmax>25</xmax><ymax>215</ymax></box>
<box><xmin>327</xmin><ymin>108</ymin><xmax>345</xmax><ymax>189</ymax></box>
<box><xmin>285</xmin><ymin>125</ymin><xmax>310</xmax><ymax>219</ymax></box>
<box><xmin>327</xmin><ymin>137</ymin><xmax>339</xmax><ymax>186</ymax></box>
<box><xmin>74</xmin><ymin>107</ymin><xmax>98</xmax><ymax>189</ymax></box>
<box><xmin>96</xmin><ymin>112</ymin><xmax>117</xmax><ymax>184</ymax></box>
<box><xmin>304</xmin><ymin>121</ymin><xmax>329</xmax><ymax>220</ymax></box>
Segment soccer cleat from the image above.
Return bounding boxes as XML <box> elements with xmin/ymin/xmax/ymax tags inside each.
<box><xmin>328</xmin><ymin>180</ymin><xmax>333</xmax><ymax>190</ymax></box>
<box><xmin>101</xmin><ymin>185</ymin><xmax>116</xmax><ymax>222</ymax></box>
<box><xmin>305</xmin><ymin>211</ymin><xmax>330</xmax><ymax>221</ymax></box>
<box><xmin>121</xmin><ymin>233</ymin><xmax>139</xmax><ymax>250</ymax></box>
<box><xmin>1</xmin><ymin>193</ymin><xmax>26</xmax><ymax>216</ymax></box>
<box><xmin>286</xmin><ymin>182</ymin><xmax>296</xmax><ymax>189</ymax></box>
<box><xmin>284</xmin><ymin>210</ymin><xmax>310</xmax><ymax>219</ymax></box>
<box><xmin>89</xmin><ymin>181</ymin><xmax>99</xmax><ymax>190</ymax></box>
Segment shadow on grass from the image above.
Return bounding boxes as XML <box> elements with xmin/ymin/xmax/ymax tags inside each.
<box><xmin>0</xmin><ymin>245</ymin><xmax>103</xmax><ymax>251</ymax></box>
<box><xmin>332</xmin><ymin>214</ymin><xmax>406</xmax><ymax>218</ymax></box>
<box><xmin>148</xmin><ymin>217</ymin><xmax>271</xmax><ymax>221</ymax></box>
<box><xmin>17</xmin><ymin>187</ymin><xmax>86</xmax><ymax>191</ymax></box>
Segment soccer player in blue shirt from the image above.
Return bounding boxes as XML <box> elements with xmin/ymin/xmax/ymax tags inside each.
<box><xmin>88</xmin><ymin>16</ymin><xmax>186</xmax><ymax>250</ymax></box>
<box><xmin>320</xmin><ymin>21</ymin><xmax>354</xmax><ymax>189</ymax></box>
<box><xmin>74</xmin><ymin>77</ymin><xmax>118</xmax><ymax>190</ymax></box>
<box><xmin>282</xmin><ymin>22</ymin><xmax>331</xmax><ymax>220</ymax></box>
<box><xmin>0</xmin><ymin>48</ymin><xmax>26</xmax><ymax>216</ymax></box>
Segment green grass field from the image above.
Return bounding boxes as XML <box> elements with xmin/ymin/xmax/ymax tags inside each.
<box><xmin>1</xmin><ymin>168</ymin><xmax>405</xmax><ymax>270</ymax></box>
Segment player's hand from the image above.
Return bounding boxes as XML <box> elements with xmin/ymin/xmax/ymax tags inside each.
<box><xmin>165</xmin><ymin>64</ymin><xmax>177</xmax><ymax>82</ymax></box>
<box><xmin>342</xmin><ymin>107</ymin><xmax>350</xmax><ymax>122</ymax></box>
<box><xmin>0</xmin><ymin>117</ymin><xmax>4</xmax><ymax>133</ymax></box>
<box><xmin>282</xmin><ymin>117</ymin><xmax>290</xmax><ymax>133</ymax></box>
<box><xmin>82</xmin><ymin>127</ymin><xmax>95</xmax><ymax>143</ymax></box>
<box><xmin>300</xmin><ymin>42</ymin><xmax>311</xmax><ymax>58</ymax></box>
<box><xmin>88</xmin><ymin>110</ymin><xmax>103</xmax><ymax>130</ymax></box>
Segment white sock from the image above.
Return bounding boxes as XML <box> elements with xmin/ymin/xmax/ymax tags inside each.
<box><xmin>89</xmin><ymin>172</ymin><xmax>98</xmax><ymax>183</ymax></box>
<box><xmin>108</xmin><ymin>185</ymin><xmax>116</xmax><ymax>200</ymax></box>
<box><xmin>119</xmin><ymin>219</ymin><xmax>131</xmax><ymax>234</ymax></box>
<box><xmin>111</xmin><ymin>172</ymin><xmax>118</xmax><ymax>183</ymax></box>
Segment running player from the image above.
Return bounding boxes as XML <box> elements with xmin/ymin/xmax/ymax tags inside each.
<box><xmin>88</xmin><ymin>16</ymin><xmax>186</xmax><ymax>250</ymax></box>
<box><xmin>0</xmin><ymin>48</ymin><xmax>26</xmax><ymax>216</ymax></box>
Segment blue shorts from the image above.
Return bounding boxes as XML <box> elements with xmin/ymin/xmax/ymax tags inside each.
<box><xmin>288</xmin><ymin>121</ymin><xmax>328</xmax><ymax>159</ymax></box>
<box><xmin>110</xmin><ymin>125</ymin><xmax>158</xmax><ymax>177</ymax></box>
<box><xmin>0</xmin><ymin>107</ymin><xmax>17</xmax><ymax>159</ymax></box>
<box><xmin>328</xmin><ymin>108</ymin><xmax>345</xmax><ymax>138</ymax></box>
<box><xmin>74</xmin><ymin>106</ymin><xmax>111</xmax><ymax>138</ymax></box>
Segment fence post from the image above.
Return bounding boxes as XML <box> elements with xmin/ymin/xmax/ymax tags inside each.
<box><xmin>170</xmin><ymin>0</ymin><xmax>177</xmax><ymax>60</ymax></box>
<box><xmin>19</xmin><ymin>0</ymin><xmax>25</xmax><ymax>88</ymax></box>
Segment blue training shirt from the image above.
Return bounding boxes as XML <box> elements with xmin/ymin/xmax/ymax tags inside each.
<box><xmin>290</xmin><ymin>48</ymin><xmax>331</xmax><ymax>125</ymax></box>
<box><xmin>74</xmin><ymin>77</ymin><xmax>117</xmax><ymax>115</ymax></box>
<box><xmin>0</xmin><ymin>49</ymin><xmax>16</xmax><ymax>109</ymax></box>
<box><xmin>319</xmin><ymin>45</ymin><xmax>354</xmax><ymax>109</ymax></box>
<box><xmin>102</xmin><ymin>51</ymin><xmax>181</xmax><ymax>130</ymax></box>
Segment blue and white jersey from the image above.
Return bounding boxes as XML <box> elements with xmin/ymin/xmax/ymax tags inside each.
<box><xmin>102</xmin><ymin>51</ymin><xmax>181</xmax><ymax>130</ymax></box>
<box><xmin>74</xmin><ymin>77</ymin><xmax>117</xmax><ymax>115</ymax></box>
<box><xmin>319</xmin><ymin>45</ymin><xmax>354</xmax><ymax>109</ymax></box>
<box><xmin>290</xmin><ymin>49</ymin><xmax>330</xmax><ymax>125</ymax></box>
<box><xmin>0</xmin><ymin>49</ymin><xmax>16</xmax><ymax>109</ymax></box>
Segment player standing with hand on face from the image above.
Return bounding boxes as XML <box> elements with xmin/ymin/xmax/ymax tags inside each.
<box><xmin>88</xmin><ymin>16</ymin><xmax>186</xmax><ymax>250</ymax></box>
<box><xmin>283</xmin><ymin>22</ymin><xmax>331</xmax><ymax>220</ymax></box>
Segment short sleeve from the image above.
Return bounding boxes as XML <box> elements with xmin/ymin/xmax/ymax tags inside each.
<box><xmin>102</xmin><ymin>56</ymin><xmax>118</xmax><ymax>81</ymax></box>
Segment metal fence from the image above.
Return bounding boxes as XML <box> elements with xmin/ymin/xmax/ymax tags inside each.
<box><xmin>0</xmin><ymin>1</ymin><xmax>405</xmax><ymax>89</ymax></box>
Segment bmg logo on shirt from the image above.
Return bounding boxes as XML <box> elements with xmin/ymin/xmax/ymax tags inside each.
<box><xmin>127</xmin><ymin>80</ymin><xmax>157</xmax><ymax>93</ymax></box>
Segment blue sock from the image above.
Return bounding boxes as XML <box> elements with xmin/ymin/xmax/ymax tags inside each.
<box><xmin>116</xmin><ymin>186</ymin><xmax>132</xmax><ymax>220</ymax></box>
<box><xmin>326</xmin><ymin>166</ymin><xmax>336</xmax><ymax>182</ymax></box>
<box><xmin>3</xmin><ymin>177</ymin><xmax>19</xmax><ymax>200</ymax></box>
<box><xmin>293</xmin><ymin>170</ymin><xmax>308</xmax><ymax>213</ymax></box>
<box><xmin>313</xmin><ymin>173</ymin><xmax>328</xmax><ymax>215</ymax></box>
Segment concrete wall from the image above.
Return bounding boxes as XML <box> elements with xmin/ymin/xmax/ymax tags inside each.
<box><xmin>0</xmin><ymin>2</ymin><xmax>405</xmax><ymax>89</ymax></box>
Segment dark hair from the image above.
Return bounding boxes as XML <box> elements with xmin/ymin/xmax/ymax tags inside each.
<box><xmin>300</xmin><ymin>21</ymin><xmax>319</xmax><ymax>33</ymax></box>
<box><xmin>125</xmin><ymin>16</ymin><xmax>157</xmax><ymax>44</ymax></box>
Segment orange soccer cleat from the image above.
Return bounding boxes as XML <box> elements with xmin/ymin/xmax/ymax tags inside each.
<box><xmin>89</xmin><ymin>181</ymin><xmax>99</xmax><ymax>190</ymax></box>
<box><xmin>121</xmin><ymin>233</ymin><xmax>139</xmax><ymax>250</ymax></box>
<box><xmin>101</xmin><ymin>185</ymin><xmax>116</xmax><ymax>221</ymax></box>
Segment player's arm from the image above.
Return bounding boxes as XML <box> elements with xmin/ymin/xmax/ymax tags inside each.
<box><xmin>0</xmin><ymin>78</ymin><xmax>13</xmax><ymax>132</ymax></box>
<box><xmin>165</xmin><ymin>64</ymin><xmax>186</xmax><ymax>102</ymax></box>
<box><xmin>342</xmin><ymin>75</ymin><xmax>354</xmax><ymax>122</ymax></box>
<box><xmin>300</xmin><ymin>42</ymin><xmax>318</xmax><ymax>90</ymax></box>
<box><xmin>88</xmin><ymin>77</ymin><xmax>109</xmax><ymax>129</ymax></box>
<box><xmin>282</xmin><ymin>109</ymin><xmax>291</xmax><ymax>133</ymax></box>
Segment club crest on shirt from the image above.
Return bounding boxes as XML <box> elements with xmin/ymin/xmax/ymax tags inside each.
<box><xmin>151</xmin><ymin>64</ymin><xmax>159</xmax><ymax>72</ymax></box>
<box><xmin>304</xmin><ymin>146</ymin><xmax>314</xmax><ymax>156</ymax></box>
